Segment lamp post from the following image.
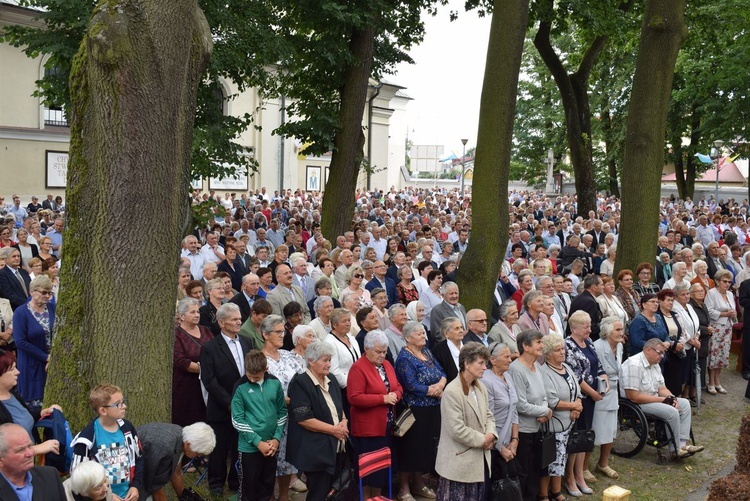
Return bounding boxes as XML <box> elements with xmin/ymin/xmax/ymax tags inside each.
<box><xmin>460</xmin><ymin>138</ymin><xmax>468</xmax><ymax>195</ymax></box>
<box><xmin>710</xmin><ymin>139</ymin><xmax>724</xmax><ymax>204</ymax></box>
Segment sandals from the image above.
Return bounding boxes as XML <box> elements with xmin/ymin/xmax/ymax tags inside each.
<box><xmin>706</xmin><ymin>385</ymin><xmax>717</xmax><ymax>395</ymax></box>
<box><xmin>716</xmin><ymin>385</ymin><xmax>728</xmax><ymax>394</ymax></box>
<box><xmin>595</xmin><ymin>463</ymin><xmax>619</xmax><ymax>479</ymax></box>
<box><xmin>551</xmin><ymin>492</ymin><xmax>569</xmax><ymax>501</ymax></box>
<box><xmin>582</xmin><ymin>469</ymin><xmax>597</xmax><ymax>483</ymax></box>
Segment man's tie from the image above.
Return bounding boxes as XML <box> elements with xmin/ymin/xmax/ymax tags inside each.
<box><xmin>15</xmin><ymin>270</ymin><xmax>28</xmax><ymax>296</ymax></box>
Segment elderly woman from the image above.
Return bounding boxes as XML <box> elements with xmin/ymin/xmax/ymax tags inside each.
<box><xmin>394</xmin><ymin>320</ymin><xmax>445</xmax><ymax>501</ymax></box>
<box><xmin>539</xmin><ymin>334</ymin><xmax>583</xmax><ymax>501</ymax></box>
<box><xmin>597</xmin><ymin>277</ymin><xmax>628</xmax><ymax>326</ymax></box>
<box><xmin>260</xmin><ymin>315</ymin><xmax>306</xmax><ymax>501</ymax></box>
<box><xmin>434</xmin><ymin>343</ymin><xmax>495</xmax><ymax>501</ymax></box>
<box><xmin>36</xmin><ymin>235</ymin><xmax>55</xmax><ymax>262</ymax></box>
<box><xmin>173</xmin><ymin>297</ymin><xmax>213</xmax><ymax>427</ymax></box>
<box><xmin>488</xmin><ymin>300</ymin><xmax>521</xmax><ymax>359</ymax></box>
<box><xmin>339</xmin><ymin>289</ymin><xmax>363</xmax><ymax>337</ymax></box>
<box><xmin>613</xmin><ymin>269</ymin><xmax>640</xmax><ymax>323</ymax></box>
<box><xmin>324</xmin><ymin>308</ymin><xmax>362</xmax><ymax>417</ymax></box>
<box><xmin>633</xmin><ymin>262</ymin><xmax>660</xmax><ymax>301</ymax></box>
<box><xmin>27</xmin><ymin>257</ymin><xmax>43</xmax><ymax>280</ymax></box>
<box><xmin>347</xmin><ymin>330</ymin><xmax>403</xmax><ymax>499</ymax></box>
<box><xmin>199</xmin><ymin>278</ymin><xmax>225</xmax><ymax>337</ymax></box>
<box><xmin>689</xmin><ymin>283</ymin><xmax>712</xmax><ymax>394</ymax></box>
<box><xmin>516</xmin><ymin>290</ymin><xmax>549</xmax><ymax>335</ymax></box>
<box><xmin>13</xmin><ymin>275</ymin><xmax>56</xmax><ymax>409</ymax></box>
<box><xmin>342</xmin><ymin>266</ymin><xmax>371</xmax><ymax>307</ymax></box>
<box><xmin>628</xmin><ymin>293</ymin><xmax>671</xmax><ymax>355</ymax></box>
<box><xmin>370</xmin><ymin>287</ymin><xmax>391</xmax><ymax>331</ymax></box>
<box><xmin>287</xmin><ymin>341</ymin><xmax>348</xmax><ymax>501</ymax></box>
<box><xmin>564</xmin><ymin>310</ymin><xmax>606</xmax><ymax>495</ymax></box>
<box><xmin>592</xmin><ymin>317</ymin><xmax>625</xmax><ymax>481</ymax></box>
<box><xmin>509</xmin><ymin>329</ymin><xmax>551</xmax><ymax>501</ymax></box>
<box><xmin>511</xmin><ymin>269</ymin><xmax>535</xmax><ymax>313</ymax></box>
<box><xmin>690</xmin><ymin>260</ymin><xmax>715</xmax><ymax>294</ymax></box>
<box><xmin>405</xmin><ymin>300</ymin><xmax>428</xmax><ymax>341</ymax></box>
<box><xmin>64</xmin><ymin>460</ymin><xmax>112</xmax><ymax>501</ymax></box>
<box><xmin>309</xmin><ymin>295</ymin><xmax>334</xmax><ymax>340</ymax></box>
<box><xmin>12</xmin><ymin>228</ymin><xmax>39</xmax><ymax>272</ymax></box>
<box><xmin>419</xmin><ymin>269</ymin><xmax>443</xmax><ymax>328</ymax></box>
<box><xmin>544</xmin><ymin>296</ymin><xmax>564</xmax><ymax>335</ymax></box>
<box><xmin>396</xmin><ymin>265</ymin><xmax>419</xmax><ymax>305</ymax></box>
<box><xmin>672</xmin><ymin>284</ymin><xmax>702</xmax><ymax>401</ymax></box>
<box><xmin>257</xmin><ymin>267</ymin><xmax>275</xmax><ymax>298</ymax></box>
<box><xmin>185</xmin><ymin>280</ymin><xmax>204</xmax><ymax>302</ymax></box>
<box><xmin>481</xmin><ymin>342</ymin><xmax>519</xmax><ymax>487</ymax></box>
<box><xmin>704</xmin><ymin>268</ymin><xmax>736</xmax><ymax>395</ymax></box>
<box><xmin>290</xmin><ymin>324</ymin><xmax>317</xmax><ymax>368</ymax></box>
<box><xmin>656</xmin><ymin>289</ymin><xmax>685</xmax><ymax>396</ymax></box>
<box><xmin>217</xmin><ymin>244</ymin><xmax>242</xmax><ymax>292</ymax></box>
<box><xmin>176</xmin><ymin>266</ymin><xmax>192</xmax><ymax>301</ymax></box>
<box><xmin>432</xmin><ymin>317</ymin><xmax>465</xmax><ymax>383</ymax></box>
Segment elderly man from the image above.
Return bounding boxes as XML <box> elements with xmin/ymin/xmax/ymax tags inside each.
<box><xmin>334</xmin><ymin>249</ymin><xmax>354</xmax><ymax>289</ymax></box>
<box><xmin>292</xmin><ymin>256</ymin><xmax>316</xmax><ymax>303</ymax></box>
<box><xmin>229</xmin><ymin>273</ymin><xmax>261</xmax><ymax>322</ymax></box>
<box><xmin>370</xmin><ymin>226</ymin><xmax>387</xmax><ymax>260</ymax></box>
<box><xmin>201</xmin><ymin>261</ymin><xmax>218</xmax><ymax>286</ymax></box>
<box><xmin>463</xmin><ymin>309</ymin><xmax>489</xmax><ymax>346</ymax></box>
<box><xmin>0</xmin><ymin>423</ymin><xmax>66</xmax><ymax>500</ymax></box>
<box><xmin>201</xmin><ymin>231</ymin><xmax>226</xmax><ymax>264</ymax></box>
<box><xmin>620</xmin><ymin>338</ymin><xmax>704</xmax><ymax>459</ymax></box>
<box><xmin>365</xmin><ymin>260</ymin><xmax>398</xmax><ymax>306</ymax></box>
<box><xmin>181</xmin><ymin>235</ymin><xmax>205</xmax><ymax>280</ymax></box>
<box><xmin>265</xmin><ymin>264</ymin><xmax>311</xmax><ymax>324</ymax></box>
<box><xmin>429</xmin><ymin>282</ymin><xmax>467</xmax><ymax>343</ymax></box>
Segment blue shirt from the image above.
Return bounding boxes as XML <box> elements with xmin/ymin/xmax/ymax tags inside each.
<box><xmin>0</xmin><ymin>471</ymin><xmax>33</xmax><ymax>501</ymax></box>
<box><xmin>93</xmin><ymin>419</ymin><xmax>132</xmax><ymax>498</ymax></box>
<box><xmin>1</xmin><ymin>395</ymin><xmax>35</xmax><ymax>439</ymax></box>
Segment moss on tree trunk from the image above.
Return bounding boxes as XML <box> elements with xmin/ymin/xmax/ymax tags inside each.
<box><xmin>45</xmin><ymin>0</ymin><xmax>212</xmax><ymax>431</ymax></box>
<box><xmin>456</xmin><ymin>0</ymin><xmax>530</xmax><ymax>314</ymax></box>
<box><xmin>616</xmin><ymin>0</ymin><xmax>686</xmax><ymax>277</ymax></box>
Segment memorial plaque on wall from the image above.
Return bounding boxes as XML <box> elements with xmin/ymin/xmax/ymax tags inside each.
<box><xmin>45</xmin><ymin>150</ymin><xmax>68</xmax><ymax>188</ymax></box>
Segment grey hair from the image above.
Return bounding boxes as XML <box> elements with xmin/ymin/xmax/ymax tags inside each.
<box><xmin>458</xmin><ymin>342</ymin><xmax>490</xmax><ymax>371</ymax></box>
<box><xmin>29</xmin><ymin>274</ymin><xmax>53</xmax><ymax>292</ymax></box>
<box><xmin>714</xmin><ymin>269</ymin><xmax>733</xmax><ymax>282</ymax></box>
<box><xmin>260</xmin><ymin>314</ymin><xmax>285</xmax><ymax>335</ymax></box>
<box><xmin>568</xmin><ymin>310</ymin><xmax>591</xmax><ymax>330</ymax></box>
<box><xmin>340</xmin><ymin>289</ymin><xmax>360</xmax><ymax>306</ymax></box>
<box><xmin>488</xmin><ymin>341</ymin><xmax>510</xmax><ymax>359</ymax></box>
<box><xmin>440</xmin><ymin>281</ymin><xmax>459</xmax><ymax>295</ymax></box>
<box><xmin>313</xmin><ymin>295</ymin><xmax>333</xmax><ymax>314</ymax></box>
<box><xmin>305</xmin><ymin>340</ymin><xmax>336</xmax><ymax>363</ymax></box>
<box><xmin>402</xmin><ymin>321</ymin><xmax>425</xmax><ymax>341</ymax></box>
<box><xmin>541</xmin><ymin>334</ymin><xmax>565</xmax><ymax>356</ymax></box>
<box><xmin>599</xmin><ymin>316</ymin><xmax>623</xmax><ymax>341</ymax></box>
<box><xmin>440</xmin><ymin>316</ymin><xmax>462</xmax><ymax>338</ymax></box>
<box><xmin>204</xmin><ymin>278</ymin><xmax>224</xmax><ymax>293</ymax></box>
<box><xmin>364</xmin><ymin>330</ymin><xmax>389</xmax><ymax>350</ymax></box>
<box><xmin>522</xmin><ymin>290</ymin><xmax>544</xmax><ymax>310</ymax></box>
<box><xmin>516</xmin><ymin>329</ymin><xmax>544</xmax><ymax>355</ymax></box>
<box><xmin>498</xmin><ymin>300</ymin><xmax>518</xmax><ymax>320</ymax></box>
<box><xmin>293</xmin><ymin>324</ymin><xmax>316</xmax><ymax>345</ymax></box>
<box><xmin>216</xmin><ymin>302</ymin><xmax>240</xmax><ymax>322</ymax></box>
<box><xmin>345</xmin><ymin>266</ymin><xmax>364</xmax><ymax>284</ymax></box>
<box><xmin>387</xmin><ymin>303</ymin><xmax>407</xmax><ymax>320</ymax></box>
<box><xmin>672</xmin><ymin>261</ymin><xmax>686</xmax><ymax>272</ymax></box>
<box><xmin>177</xmin><ymin>297</ymin><xmax>201</xmax><ymax>315</ymax></box>
<box><xmin>68</xmin><ymin>460</ymin><xmax>108</xmax><ymax>496</ymax></box>
<box><xmin>182</xmin><ymin>422</ymin><xmax>216</xmax><ymax>455</ymax></box>
<box><xmin>606</xmin><ymin>245</ymin><xmax>617</xmax><ymax>258</ymax></box>
<box><xmin>672</xmin><ymin>283</ymin><xmax>690</xmax><ymax>295</ymax></box>
<box><xmin>330</xmin><ymin>308</ymin><xmax>350</xmax><ymax>327</ymax></box>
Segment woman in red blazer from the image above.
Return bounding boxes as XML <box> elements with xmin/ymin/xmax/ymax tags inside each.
<box><xmin>347</xmin><ymin>330</ymin><xmax>403</xmax><ymax>499</ymax></box>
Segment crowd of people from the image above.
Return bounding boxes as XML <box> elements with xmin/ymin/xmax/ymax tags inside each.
<box><xmin>0</xmin><ymin>187</ymin><xmax>749</xmax><ymax>500</ymax></box>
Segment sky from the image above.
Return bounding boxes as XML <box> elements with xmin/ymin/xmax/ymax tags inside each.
<box><xmin>392</xmin><ymin>1</ymin><xmax>492</xmax><ymax>158</ymax></box>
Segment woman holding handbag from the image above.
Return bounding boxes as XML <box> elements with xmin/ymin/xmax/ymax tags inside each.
<box><xmin>539</xmin><ymin>334</ymin><xmax>582</xmax><ymax>501</ymax></box>
<box><xmin>592</xmin><ymin>317</ymin><xmax>625</xmax><ymax>481</ymax></box>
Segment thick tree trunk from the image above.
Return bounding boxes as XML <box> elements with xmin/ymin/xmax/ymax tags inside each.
<box><xmin>602</xmin><ymin>111</ymin><xmax>620</xmax><ymax>197</ymax></box>
<box><xmin>616</xmin><ymin>0</ymin><xmax>687</xmax><ymax>277</ymax></box>
<box><xmin>320</xmin><ymin>25</ymin><xmax>376</xmax><ymax>242</ymax></box>
<box><xmin>45</xmin><ymin>0</ymin><xmax>212</xmax><ymax>430</ymax></box>
<box><xmin>456</xmin><ymin>0</ymin><xmax>530</xmax><ymax>314</ymax></box>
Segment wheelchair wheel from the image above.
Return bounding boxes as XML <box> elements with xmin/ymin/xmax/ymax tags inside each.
<box><xmin>611</xmin><ymin>399</ymin><xmax>648</xmax><ymax>458</ymax></box>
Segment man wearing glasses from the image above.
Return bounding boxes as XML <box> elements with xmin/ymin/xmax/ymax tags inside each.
<box><xmin>620</xmin><ymin>338</ymin><xmax>704</xmax><ymax>459</ymax></box>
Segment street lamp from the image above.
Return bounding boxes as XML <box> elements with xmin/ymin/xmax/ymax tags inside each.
<box><xmin>710</xmin><ymin>139</ymin><xmax>724</xmax><ymax>203</ymax></box>
<box><xmin>460</xmin><ymin>138</ymin><xmax>468</xmax><ymax>195</ymax></box>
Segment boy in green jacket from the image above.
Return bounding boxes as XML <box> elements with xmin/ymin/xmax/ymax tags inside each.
<box><xmin>231</xmin><ymin>350</ymin><xmax>287</xmax><ymax>501</ymax></box>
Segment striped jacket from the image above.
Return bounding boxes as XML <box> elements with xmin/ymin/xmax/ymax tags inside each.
<box><xmin>231</xmin><ymin>373</ymin><xmax>287</xmax><ymax>453</ymax></box>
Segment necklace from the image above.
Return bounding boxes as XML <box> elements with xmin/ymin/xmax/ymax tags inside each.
<box><xmin>547</xmin><ymin>363</ymin><xmax>565</xmax><ymax>371</ymax></box>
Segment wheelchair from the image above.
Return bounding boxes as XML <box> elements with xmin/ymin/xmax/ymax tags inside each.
<box><xmin>611</xmin><ymin>398</ymin><xmax>694</xmax><ymax>463</ymax></box>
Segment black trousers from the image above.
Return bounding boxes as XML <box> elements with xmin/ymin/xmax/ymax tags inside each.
<box><xmin>743</xmin><ymin>324</ymin><xmax>750</xmax><ymax>374</ymax></box>
<box><xmin>207</xmin><ymin>421</ymin><xmax>239</xmax><ymax>492</ymax></box>
<box><xmin>517</xmin><ymin>431</ymin><xmax>541</xmax><ymax>501</ymax></box>
<box><xmin>238</xmin><ymin>451</ymin><xmax>277</xmax><ymax>501</ymax></box>
<box><xmin>304</xmin><ymin>470</ymin><xmax>334</xmax><ymax>501</ymax></box>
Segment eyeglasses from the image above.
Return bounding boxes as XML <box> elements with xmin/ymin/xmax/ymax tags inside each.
<box><xmin>34</xmin><ymin>290</ymin><xmax>53</xmax><ymax>296</ymax></box>
<box><xmin>269</xmin><ymin>329</ymin><xmax>286</xmax><ymax>335</ymax></box>
<box><xmin>469</xmin><ymin>319</ymin><xmax>488</xmax><ymax>324</ymax></box>
<box><xmin>649</xmin><ymin>347</ymin><xmax>666</xmax><ymax>357</ymax></box>
<box><xmin>353</xmin><ymin>274</ymin><xmax>364</xmax><ymax>279</ymax></box>
<box><xmin>103</xmin><ymin>398</ymin><xmax>127</xmax><ymax>409</ymax></box>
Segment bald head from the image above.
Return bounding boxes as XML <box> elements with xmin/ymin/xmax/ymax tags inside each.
<box><xmin>466</xmin><ymin>308</ymin><xmax>487</xmax><ymax>334</ymax></box>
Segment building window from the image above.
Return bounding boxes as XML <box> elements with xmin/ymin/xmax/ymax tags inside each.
<box><xmin>43</xmin><ymin>65</ymin><xmax>68</xmax><ymax>127</ymax></box>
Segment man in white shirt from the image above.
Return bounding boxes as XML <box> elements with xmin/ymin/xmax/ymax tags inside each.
<box><xmin>369</xmin><ymin>226</ymin><xmax>387</xmax><ymax>260</ymax></box>
<box><xmin>201</xmin><ymin>231</ymin><xmax>225</xmax><ymax>264</ymax></box>
<box><xmin>180</xmin><ymin>235</ymin><xmax>205</xmax><ymax>280</ymax></box>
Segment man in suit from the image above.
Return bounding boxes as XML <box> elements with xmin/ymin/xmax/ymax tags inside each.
<box><xmin>463</xmin><ymin>309</ymin><xmax>490</xmax><ymax>346</ymax></box>
<box><xmin>586</xmin><ymin>220</ymin><xmax>607</xmax><ymax>250</ymax></box>
<box><xmin>291</xmin><ymin>256</ymin><xmax>316</xmax><ymax>303</ymax></box>
<box><xmin>490</xmin><ymin>273</ymin><xmax>516</xmax><ymax>326</ymax></box>
<box><xmin>706</xmin><ymin>241</ymin><xmax>726</xmax><ymax>280</ymax></box>
<box><xmin>386</xmin><ymin>252</ymin><xmax>405</xmax><ymax>283</ymax></box>
<box><xmin>233</xmin><ymin>240</ymin><xmax>251</xmax><ymax>276</ymax></box>
<box><xmin>0</xmin><ymin>423</ymin><xmax>66</xmax><ymax>500</ymax></box>
<box><xmin>41</xmin><ymin>194</ymin><xmax>58</xmax><ymax>212</ymax></box>
<box><xmin>738</xmin><ymin>278</ymin><xmax>750</xmax><ymax>380</ymax></box>
<box><xmin>452</xmin><ymin>228</ymin><xmax>469</xmax><ymax>254</ymax></box>
<box><xmin>565</xmin><ymin>274</ymin><xmax>603</xmax><ymax>340</ymax></box>
<box><xmin>430</xmin><ymin>282</ymin><xmax>467</xmax><ymax>343</ymax></box>
<box><xmin>265</xmin><ymin>264</ymin><xmax>312</xmax><ymax>323</ymax></box>
<box><xmin>334</xmin><ymin>249</ymin><xmax>354</xmax><ymax>289</ymax></box>
<box><xmin>365</xmin><ymin>260</ymin><xmax>398</xmax><ymax>306</ymax></box>
<box><xmin>199</xmin><ymin>303</ymin><xmax>253</xmax><ymax>496</ymax></box>
<box><xmin>229</xmin><ymin>273</ymin><xmax>261</xmax><ymax>322</ymax></box>
<box><xmin>0</xmin><ymin>248</ymin><xmax>31</xmax><ymax>310</ymax></box>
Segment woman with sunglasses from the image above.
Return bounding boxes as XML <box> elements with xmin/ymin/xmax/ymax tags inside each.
<box><xmin>343</xmin><ymin>266</ymin><xmax>371</xmax><ymax>308</ymax></box>
<box><xmin>13</xmin><ymin>275</ymin><xmax>56</xmax><ymax>411</ymax></box>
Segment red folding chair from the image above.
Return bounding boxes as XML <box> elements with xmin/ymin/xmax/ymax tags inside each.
<box><xmin>358</xmin><ymin>447</ymin><xmax>392</xmax><ymax>501</ymax></box>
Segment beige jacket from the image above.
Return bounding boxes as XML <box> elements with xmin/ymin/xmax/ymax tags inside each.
<box><xmin>435</xmin><ymin>373</ymin><xmax>497</xmax><ymax>483</ymax></box>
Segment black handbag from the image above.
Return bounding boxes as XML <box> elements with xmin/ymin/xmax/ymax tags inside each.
<box><xmin>538</xmin><ymin>424</ymin><xmax>557</xmax><ymax>468</ymax></box>
<box><xmin>325</xmin><ymin>439</ymin><xmax>356</xmax><ymax>501</ymax></box>
<box><xmin>567</xmin><ymin>427</ymin><xmax>596</xmax><ymax>454</ymax></box>
<box><xmin>490</xmin><ymin>475</ymin><xmax>523</xmax><ymax>501</ymax></box>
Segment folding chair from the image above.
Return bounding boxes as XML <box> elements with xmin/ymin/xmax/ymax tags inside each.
<box><xmin>358</xmin><ymin>447</ymin><xmax>392</xmax><ymax>501</ymax></box>
<box><xmin>182</xmin><ymin>456</ymin><xmax>208</xmax><ymax>486</ymax></box>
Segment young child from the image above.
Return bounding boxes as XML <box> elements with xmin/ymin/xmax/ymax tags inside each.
<box><xmin>231</xmin><ymin>350</ymin><xmax>287</xmax><ymax>501</ymax></box>
<box><xmin>71</xmin><ymin>384</ymin><xmax>143</xmax><ymax>501</ymax></box>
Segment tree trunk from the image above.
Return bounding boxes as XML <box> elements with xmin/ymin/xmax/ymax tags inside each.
<box><xmin>602</xmin><ymin>111</ymin><xmax>620</xmax><ymax>197</ymax></box>
<box><xmin>674</xmin><ymin>140</ymin><xmax>687</xmax><ymax>199</ymax></box>
<box><xmin>616</xmin><ymin>0</ymin><xmax>687</xmax><ymax>277</ymax></box>
<box><xmin>456</xmin><ymin>0</ymin><xmax>530</xmax><ymax>314</ymax></box>
<box><xmin>320</xmin><ymin>24</ymin><xmax>376</xmax><ymax>242</ymax></box>
<box><xmin>45</xmin><ymin>0</ymin><xmax>212</xmax><ymax>431</ymax></box>
<box><xmin>534</xmin><ymin>3</ymin><xmax>608</xmax><ymax>216</ymax></box>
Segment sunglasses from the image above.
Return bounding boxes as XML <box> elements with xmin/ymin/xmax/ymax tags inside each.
<box><xmin>353</xmin><ymin>274</ymin><xmax>364</xmax><ymax>279</ymax></box>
